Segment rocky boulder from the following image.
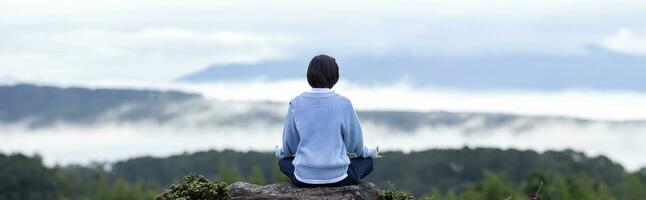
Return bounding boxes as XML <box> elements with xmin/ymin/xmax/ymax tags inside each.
<box><xmin>226</xmin><ymin>181</ymin><xmax>381</xmax><ymax>200</ymax></box>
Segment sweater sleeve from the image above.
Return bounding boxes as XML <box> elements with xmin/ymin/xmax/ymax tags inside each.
<box><xmin>342</xmin><ymin>100</ymin><xmax>378</xmax><ymax>159</ymax></box>
<box><xmin>275</xmin><ymin>102</ymin><xmax>300</xmax><ymax>159</ymax></box>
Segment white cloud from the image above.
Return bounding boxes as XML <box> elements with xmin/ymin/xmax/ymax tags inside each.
<box><xmin>0</xmin><ymin>28</ymin><xmax>297</xmax><ymax>83</ymax></box>
<box><xmin>1</xmin><ymin>0</ymin><xmax>646</xmax><ymax>83</ymax></box>
<box><xmin>601</xmin><ymin>28</ymin><xmax>646</xmax><ymax>56</ymax></box>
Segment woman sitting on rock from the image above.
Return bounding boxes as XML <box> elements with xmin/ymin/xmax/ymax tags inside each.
<box><xmin>275</xmin><ymin>54</ymin><xmax>381</xmax><ymax>187</ymax></box>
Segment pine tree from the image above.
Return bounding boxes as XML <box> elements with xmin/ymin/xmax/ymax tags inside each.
<box><xmin>271</xmin><ymin>159</ymin><xmax>288</xmax><ymax>183</ymax></box>
<box><xmin>620</xmin><ymin>173</ymin><xmax>646</xmax><ymax>200</ymax></box>
<box><xmin>249</xmin><ymin>165</ymin><xmax>266</xmax><ymax>185</ymax></box>
<box><xmin>217</xmin><ymin>163</ymin><xmax>242</xmax><ymax>184</ymax></box>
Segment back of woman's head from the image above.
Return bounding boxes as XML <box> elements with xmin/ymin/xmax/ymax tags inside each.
<box><xmin>307</xmin><ymin>54</ymin><xmax>339</xmax><ymax>89</ymax></box>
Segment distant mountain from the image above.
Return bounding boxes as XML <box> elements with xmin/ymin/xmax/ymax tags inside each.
<box><xmin>0</xmin><ymin>84</ymin><xmax>200</xmax><ymax>127</ymax></box>
<box><xmin>178</xmin><ymin>47</ymin><xmax>646</xmax><ymax>91</ymax></box>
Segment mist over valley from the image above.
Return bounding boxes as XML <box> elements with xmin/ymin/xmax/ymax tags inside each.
<box><xmin>1</xmin><ymin>83</ymin><xmax>645</xmax><ymax>171</ymax></box>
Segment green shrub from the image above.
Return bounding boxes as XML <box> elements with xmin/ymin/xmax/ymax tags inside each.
<box><xmin>380</xmin><ymin>188</ymin><xmax>414</xmax><ymax>200</ymax></box>
<box><xmin>155</xmin><ymin>174</ymin><xmax>229</xmax><ymax>200</ymax></box>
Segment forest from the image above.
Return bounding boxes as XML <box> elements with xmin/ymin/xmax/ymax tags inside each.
<box><xmin>2</xmin><ymin>147</ymin><xmax>646</xmax><ymax>200</ymax></box>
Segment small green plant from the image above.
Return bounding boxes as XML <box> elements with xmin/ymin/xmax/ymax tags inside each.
<box><xmin>379</xmin><ymin>188</ymin><xmax>414</xmax><ymax>200</ymax></box>
<box><xmin>155</xmin><ymin>174</ymin><xmax>229</xmax><ymax>200</ymax></box>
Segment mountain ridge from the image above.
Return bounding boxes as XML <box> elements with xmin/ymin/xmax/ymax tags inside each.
<box><xmin>177</xmin><ymin>50</ymin><xmax>646</xmax><ymax>91</ymax></box>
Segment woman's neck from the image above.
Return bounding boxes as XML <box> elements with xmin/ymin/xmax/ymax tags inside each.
<box><xmin>308</xmin><ymin>88</ymin><xmax>333</xmax><ymax>93</ymax></box>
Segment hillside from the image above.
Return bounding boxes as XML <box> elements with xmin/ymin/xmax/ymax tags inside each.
<box><xmin>109</xmin><ymin>148</ymin><xmax>642</xmax><ymax>197</ymax></box>
<box><xmin>0</xmin><ymin>84</ymin><xmax>199</xmax><ymax>127</ymax></box>
<box><xmin>2</xmin><ymin>148</ymin><xmax>646</xmax><ymax>199</ymax></box>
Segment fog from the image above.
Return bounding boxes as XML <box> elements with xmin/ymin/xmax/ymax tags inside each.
<box><xmin>1</xmin><ymin>93</ymin><xmax>645</xmax><ymax>171</ymax></box>
<box><xmin>70</xmin><ymin>79</ymin><xmax>646</xmax><ymax>121</ymax></box>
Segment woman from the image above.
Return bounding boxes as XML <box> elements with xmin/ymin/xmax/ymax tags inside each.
<box><xmin>275</xmin><ymin>54</ymin><xmax>380</xmax><ymax>187</ymax></box>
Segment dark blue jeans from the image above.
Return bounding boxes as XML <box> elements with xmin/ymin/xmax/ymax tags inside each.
<box><xmin>278</xmin><ymin>157</ymin><xmax>373</xmax><ymax>187</ymax></box>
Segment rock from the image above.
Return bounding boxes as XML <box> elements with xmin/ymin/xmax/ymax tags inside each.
<box><xmin>226</xmin><ymin>181</ymin><xmax>381</xmax><ymax>200</ymax></box>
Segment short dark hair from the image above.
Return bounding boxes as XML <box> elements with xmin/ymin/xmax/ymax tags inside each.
<box><xmin>307</xmin><ymin>54</ymin><xmax>339</xmax><ymax>89</ymax></box>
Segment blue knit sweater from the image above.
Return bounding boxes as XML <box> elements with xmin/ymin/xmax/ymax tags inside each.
<box><xmin>275</xmin><ymin>89</ymin><xmax>378</xmax><ymax>184</ymax></box>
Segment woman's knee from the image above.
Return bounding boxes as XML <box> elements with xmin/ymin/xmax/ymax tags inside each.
<box><xmin>351</xmin><ymin>157</ymin><xmax>373</xmax><ymax>166</ymax></box>
<box><xmin>278</xmin><ymin>158</ymin><xmax>294</xmax><ymax>175</ymax></box>
<box><xmin>349</xmin><ymin>157</ymin><xmax>373</xmax><ymax>179</ymax></box>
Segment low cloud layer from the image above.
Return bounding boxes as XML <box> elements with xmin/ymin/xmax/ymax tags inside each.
<box><xmin>84</xmin><ymin>79</ymin><xmax>646</xmax><ymax>121</ymax></box>
<box><xmin>1</xmin><ymin>97</ymin><xmax>645</xmax><ymax>171</ymax></box>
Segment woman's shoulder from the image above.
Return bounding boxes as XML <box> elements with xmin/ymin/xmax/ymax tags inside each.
<box><xmin>328</xmin><ymin>93</ymin><xmax>354</xmax><ymax>108</ymax></box>
<box><xmin>335</xmin><ymin>93</ymin><xmax>353</xmax><ymax>104</ymax></box>
<box><xmin>287</xmin><ymin>93</ymin><xmax>306</xmax><ymax>106</ymax></box>
<box><xmin>290</xmin><ymin>92</ymin><xmax>352</xmax><ymax>104</ymax></box>
<box><xmin>288</xmin><ymin>93</ymin><xmax>355</xmax><ymax>113</ymax></box>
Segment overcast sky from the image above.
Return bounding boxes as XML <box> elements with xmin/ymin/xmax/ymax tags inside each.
<box><xmin>1</xmin><ymin>0</ymin><xmax>646</xmax><ymax>84</ymax></box>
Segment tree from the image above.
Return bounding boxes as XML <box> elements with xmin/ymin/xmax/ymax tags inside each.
<box><xmin>271</xmin><ymin>159</ymin><xmax>288</xmax><ymax>183</ymax></box>
<box><xmin>217</xmin><ymin>163</ymin><xmax>242</xmax><ymax>184</ymax></box>
<box><xmin>620</xmin><ymin>173</ymin><xmax>646</xmax><ymax>200</ymax></box>
<box><xmin>249</xmin><ymin>165</ymin><xmax>266</xmax><ymax>185</ymax></box>
<box><xmin>459</xmin><ymin>171</ymin><xmax>518</xmax><ymax>200</ymax></box>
